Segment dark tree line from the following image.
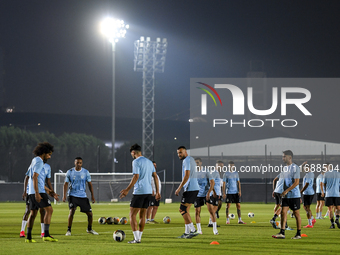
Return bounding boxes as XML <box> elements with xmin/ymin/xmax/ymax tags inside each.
<box><xmin>0</xmin><ymin>126</ymin><xmax>110</xmax><ymax>182</ymax></box>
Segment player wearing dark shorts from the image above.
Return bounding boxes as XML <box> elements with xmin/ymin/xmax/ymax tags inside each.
<box><xmin>316</xmin><ymin>170</ymin><xmax>325</xmax><ymax>219</ymax></box>
<box><xmin>120</xmin><ymin>144</ymin><xmax>160</xmax><ymax>244</ymax></box>
<box><xmin>146</xmin><ymin>161</ymin><xmax>161</xmax><ymax>224</ymax></box>
<box><xmin>300</xmin><ymin>163</ymin><xmax>316</xmax><ymax>228</ymax></box>
<box><xmin>25</xmin><ymin>142</ymin><xmax>59</xmax><ymax>243</ymax></box>
<box><xmin>63</xmin><ymin>157</ymin><xmax>97</xmax><ymax>236</ymax></box>
<box><xmin>175</xmin><ymin>146</ymin><xmax>200</xmax><ymax>239</ymax></box>
<box><xmin>272</xmin><ymin>150</ymin><xmax>302</xmax><ymax>240</ymax></box>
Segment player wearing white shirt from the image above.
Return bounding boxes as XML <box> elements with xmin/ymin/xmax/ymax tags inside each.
<box><xmin>62</xmin><ymin>157</ymin><xmax>98</xmax><ymax>236</ymax></box>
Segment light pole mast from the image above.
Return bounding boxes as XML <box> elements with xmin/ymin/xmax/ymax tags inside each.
<box><xmin>100</xmin><ymin>18</ymin><xmax>129</xmax><ymax>172</ymax></box>
<box><xmin>134</xmin><ymin>37</ymin><xmax>167</xmax><ymax>160</ymax></box>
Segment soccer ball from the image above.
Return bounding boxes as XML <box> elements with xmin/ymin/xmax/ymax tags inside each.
<box><xmin>229</xmin><ymin>213</ymin><xmax>235</xmax><ymax>220</ymax></box>
<box><xmin>98</xmin><ymin>217</ymin><xmax>106</xmax><ymax>224</ymax></box>
<box><xmin>113</xmin><ymin>230</ymin><xmax>126</xmax><ymax>242</ymax></box>
<box><xmin>119</xmin><ymin>217</ymin><xmax>128</xmax><ymax>225</ymax></box>
<box><xmin>106</xmin><ymin>217</ymin><xmax>114</xmax><ymax>224</ymax></box>
<box><xmin>248</xmin><ymin>212</ymin><xmax>255</xmax><ymax>218</ymax></box>
<box><xmin>113</xmin><ymin>217</ymin><xmax>120</xmax><ymax>224</ymax></box>
<box><xmin>163</xmin><ymin>216</ymin><xmax>171</xmax><ymax>224</ymax></box>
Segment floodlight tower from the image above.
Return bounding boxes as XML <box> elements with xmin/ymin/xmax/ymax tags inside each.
<box><xmin>100</xmin><ymin>17</ymin><xmax>129</xmax><ymax>172</ymax></box>
<box><xmin>134</xmin><ymin>37</ymin><xmax>167</xmax><ymax>159</ymax></box>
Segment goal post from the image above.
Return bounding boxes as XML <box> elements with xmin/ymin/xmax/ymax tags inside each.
<box><xmin>54</xmin><ymin>172</ymin><xmax>133</xmax><ymax>204</ymax></box>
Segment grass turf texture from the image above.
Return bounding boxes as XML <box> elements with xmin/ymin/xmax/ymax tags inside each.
<box><xmin>0</xmin><ymin>202</ymin><xmax>338</xmax><ymax>254</ymax></box>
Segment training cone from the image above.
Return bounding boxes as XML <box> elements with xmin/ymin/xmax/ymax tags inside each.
<box><xmin>301</xmin><ymin>234</ymin><xmax>308</xmax><ymax>237</ymax></box>
<box><xmin>210</xmin><ymin>241</ymin><xmax>220</xmax><ymax>245</ymax></box>
<box><xmin>251</xmin><ymin>221</ymin><xmax>256</xmax><ymax>223</ymax></box>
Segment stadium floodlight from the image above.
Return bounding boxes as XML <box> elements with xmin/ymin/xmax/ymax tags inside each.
<box><xmin>100</xmin><ymin>17</ymin><xmax>129</xmax><ymax>172</ymax></box>
<box><xmin>134</xmin><ymin>36</ymin><xmax>168</xmax><ymax>159</ymax></box>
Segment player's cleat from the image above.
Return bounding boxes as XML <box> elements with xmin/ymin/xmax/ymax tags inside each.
<box><xmin>286</xmin><ymin>226</ymin><xmax>294</xmax><ymax>231</ymax></box>
<box><xmin>312</xmin><ymin>219</ymin><xmax>316</xmax><ymax>226</ymax></box>
<box><xmin>335</xmin><ymin>220</ymin><xmax>340</xmax><ymax>229</ymax></box>
<box><xmin>189</xmin><ymin>230</ymin><xmax>199</xmax><ymax>237</ymax></box>
<box><xmin>25</xmin><ymin>239</ymin><xmax>36</xmax><ymax>243</ymax></box>
<box><xmin>86</xmin><ymin>229</ymin><xmax>99</xmax><ymax>235</ymax></box>
<box><xmin>238</xmin><ymin>220</ymin><xmax>246</xmax><ymax>224</ymax></box>
<box><xmin>43</xmin><ymin>236</ymin><xmax>58</xmax><ymax>242</ymax></box>
<box><xmin>272</xmin><ymin>233</ymin><xmax>285</xmax><ymax>239</ymax></box>
<box><xmin>207</xmin><ymin>224</ymin><xmax>213</xmax><ymax>227</ymax></box>
<box><xmin>315</xmin><ymin>216</ymin><xmax>321</xmax><ymax>219</ymax></box>
<box><xmin>303</xmin><ymin>225</ymin><xmax>313</xmax><ymax>228</ymax></box>
<box><xmin>324</xmin><ymin>215</ymin><xmax>329</xmax><ymax>219</ymax></box>
<box><xmin>329</xmin><ymin>224</ymin><xmax>335</xmax><ymax>229</ymax></box>
<box><xmin>291</xmin><ymin>235</ymin><xmax>301</xmax><ymax>239</ymax></box>
<box><xmin>197</xmin><ymin>231</ymin><xmax>203</xmax><ymax>234</ymax></box>
<box><xmin>145</xmin><ymin>219</ymin><xmax>150</xmax><ymax>224</ymax></box>
<box><xmin>290</xmin><ymin>213</ymin><xmax>295</xmax><ymax>218</ymax></box>
<box><xmin>151</xmin><ymin>220</ymin><xmax>159</xmax><ymax>224</ymax></box>
<box><xmin>270</xmin><ymin>220</ymin><xmax>277</xmax><ymax>229</ymax></box>
<box><xmin>65</xmin><ymin>230</ymin><xmax>71</xmax><ymax>236</ymax></box>
<box><xmin>226</xmin><ymin>220</ymin><xmax>230</xmax><ymax>225</ymax></box>
<box><xmin>40</xmin><ymin>233</ymin><xmax>44</xmax><ymax>238</ymax></box>
<box><xmin>128</xmin><ymin>239</ymin><xmax>141</xmax><ymax>243</ymax></box>
<box><xmin>20</xmin><ymin>231</ymin><xmax>26</xmax><ymax>238</ymax></box>
<box><xmin>177</xmin><ymin>233</ymin><xmax>192</xmax><ymax>239</ymax></box>
<box><xmin>214</xmin><ymin>231</ymin><xmax>219</xmax><ymax>235</ymax></box>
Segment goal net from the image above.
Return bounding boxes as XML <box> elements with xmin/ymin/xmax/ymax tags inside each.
<box><xmin>54</xmin><ymin>172</ymin><xmax>133</xmax><ymax>204</ymax></box>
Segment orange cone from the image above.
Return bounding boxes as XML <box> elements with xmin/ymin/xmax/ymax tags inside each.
<box><xmin>210</xmin><ymin>241</ymin><xmax>220</xmax><ymax>245</ymax></box>
<box><xmin>301</xmin><ymin>234</ymin><xmax>308</xmax><ymax>237</ymax></box>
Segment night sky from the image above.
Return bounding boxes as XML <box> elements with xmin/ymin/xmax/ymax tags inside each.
<box><xmin>1</xmin><ymin>0</ymin><xmax>339</xmax><ymax>121</ymax></box>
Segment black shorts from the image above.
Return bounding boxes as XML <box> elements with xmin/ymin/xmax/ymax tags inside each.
<box><xmin>325</xmin><ymin>197</ymin><xmax>340</xmax><ymax>207</ymax></box>
<box><xmin>316</xmin><ymin>193</ymin><xmax>325</xmax><ymax>201</ymax></box>
<box><xmin>130</xmin><ymin>194</ymin><xmax>152</xmax><ymax>209</ymax></box>
<box><xmin>281</xmin><ymin>198</ymin><xmax>300</xmax><ymax>211</ymax></box>
<box><xmin>26</xmin><ymin>195</ymin><xmax>30</xmax><ymax>206</ymax></box>
<box><xmin>274</xmin><ymin>192</ymin><xmax>282</xmax><ymax>205</ymax></box>
<box><xmin>68</xmin><ymin>196</ymin><xmax>92</xmax><ymax>212</ymax></box>
<box><xmin>28</xmin><ymin>193</ymin><xmax>51</xmax><ymax>211</ymax></box>
<box><xmin>194</xmin><ymin>196</ymin><xmax>206</xmax><ymax>208</ymax></box>
<box><xmin>207</xmin><ymin>195</ymin><xmax>220</xmax><ymax>206</ymax></box>
<box><xmin>226</xmin><ymin>194</ymin><xmax>241</xmax><ymax>203</ymax></box>
<box><xmin>149</xmin><ymin>196</ymin><xmax>160</xmax><ymax>207</ymax></box>
<box><xmin>181</xmin><ymin>191</ymin><xmax>199</xmax><ymax>204</ymax></box>
<box><xmin>303</xmin><ymin>194</ymin><xmax>314</xmax><ymax>206</ymax></box>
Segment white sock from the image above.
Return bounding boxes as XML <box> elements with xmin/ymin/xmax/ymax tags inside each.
<box><xmin>209</xmin><ymin>218</ymin><xmax>212</xmax><ymax>224</ymax></box>
<box><xmin>21</xmin><ymin>220</ymin><xmax>27</xmax><ymax>232</ymax></box>
<box><xmin>319</xmin><ymin>212</ymin><xmax>322</xmax><ymax>218</ymax></box>
<box><xmin>139</xmin><ymin>231</ymin><xmax>143</xmax><ymax>240</ymax></box>
<box><xmin>146</xmin><ymin>219</ymin><xmax>150</xmax><ymax>221</ymax></box>
<box><xmin>133</xmin><ymin>231</ymin><xmax>139</xmax><ymax>240</ymax></box>
<box><xmin>212</xmin><ymin>222</ymin><xmax>217</xmax><ymax>233</ymax></box>
<box><xmin>41</xmin><ymin>223</ymin><xmax>44</xmax><ymax>233</ymax></box>
<box><xmin>311</xmin><ymin>216</ymin><xmax>314</xmax><ymax>220</ymax></box>
<box><xmin>189</xmin><ymin>222</ymin><xmax>196</xmax><ymax>232</ymax></box>
<box><xmin>325</xmin><ymin>211</ymin><xmax>329</xmax><ymax>216</ymax></box>
<box><xmin>308</xmin><ymin>219</ymin><xmax>312</xmax><ymax>226</ymax></box>
<box><xmin>238</xmin><ymin>217</ymin><xmax>242</xmax><ymax>221</ymax></box>
<box><xmin>185</xmin><ymin>224</ymin><xmax>190</xmax><ymax>234</ymax></box>
<box><xmin>197</xmin><ymin>223</ymin><xmax>201</xmax><ymax>233</ymax></box>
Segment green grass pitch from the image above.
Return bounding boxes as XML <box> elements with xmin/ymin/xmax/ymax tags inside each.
<box><xmin>0</xmin><ymin>202</ymin><xmax>339</xmax><ymax>254</ymax></box>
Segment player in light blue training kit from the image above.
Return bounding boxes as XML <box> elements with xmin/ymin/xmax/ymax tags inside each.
<box><xmin>175</xmin><ymin>146</ymin><xmax>199</xmax><ymax>239</ymax></box>
<box><xmin>315</xmin><ymin>167</ymin><xmax>326</xmax><ymax>219</ymax></box>
<box><xmin>322</xmin><ymin>164</ymin><xmax>340</xmax><ymax>229</ymax></box>
<box><xmin>26</xmin><ymin>142</ymin><xmax>59</xmax><ymax>243</ymax></box>
<box><xmin>223</xmin><ymin>161</ymin><xmax>245</xmax><ymax>224</ymax></box>
<box><xmin>206</xmin><ymin>161</ymin><xmax>222</xmax><ymax>235</ymax></box>
<box><xmin>63</xmin><ymin>157</ymin><xmax>98</xmax><ymax>236</ymax></box>
<box><xmin>194</xmin><ymin>158</ymin><xmax>211</xmax><ymax>234</ymax></box>
<box><xmin>120</xmin><ymin>144</ymin><xmax>160</xmax><ymax>244</ymax></box>
<box><xmin>300</xmin><ymin>163</ymin><xmax>316</xmax><ymax>228</ymax></box>
<box><xmin>272</xmin><ymin>150</ymin><xmax>302</xmax><ymax>240</ymax></box>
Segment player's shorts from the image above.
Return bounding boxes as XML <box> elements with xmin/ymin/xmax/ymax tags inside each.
<box><xmin>274</xmin><ymin>192</ymin><xmax>282</xmax><ymax>205</ymax></box>
<box><xmin>281</xmin><ymin>198</ymin><xmax>300</xmax><ymax>211</ymax></box>
<box><xmin>316</xmin><ymin>193</ymin><xmax>325</xmax><ymax>201</ymax></box>
<box><xmin>207</xmin><ymin>195</ymin><xmax>220</xmax><ymax>206</ymax></box>
<box><xmin>226</xmin><ymin>194</ymin><xmax>241</xmax><ymax>203</ymax></box>
<box><xmin>130</xmin><ymin>194</ymin><xmax>152</xmax><ymax>209</ymax></box>
<box><xmin>325</xmin><ymin>197</ymin><xmax>340</xmax><ymax>207</ymax></box>
<box><xmin>303</xmin><ymin>194</ymin><xmax>314</xmax><ymax>206</ymax></box>
<box><xmin>181</xmin><ymin>191</ymin><xmax>199</xmax><ymax>204</ymax></box>
<box><xmin>68</xmin><ymin>196</ymin><xmax>92</xmax><ymax>212</ymax></box>
<box><xmin>149</xmin><ymin>196</ymin><xmax>160</xmax><ymax>207</ymax></box>
<box><xmin>194</xmin><ymin>196</ymin><xmax>206</xmax><ymax>208</ymax></box>
<box><xmin>26</xmin><ymin>195</ymin><xmax>30</xmax><ymax>206</ymax></box>
<box><xmin>28</xmin><ymin>193</ymin><xmax>51</xmax><ymax>211</ymax></box>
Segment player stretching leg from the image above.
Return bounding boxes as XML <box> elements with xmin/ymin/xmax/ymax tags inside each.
<box><xmin>300</xmin><ymin>163</ymin><xmax>316</xmax><ymax>228</ymax></box>
<box><xmin>175</xmin><ymin>146</ymin><xmax>199</xmax><ymax>239</ymax></box>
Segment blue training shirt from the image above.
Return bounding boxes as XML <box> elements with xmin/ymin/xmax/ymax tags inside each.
<box><xmin>323</xmin><ymin>170</ymin><xmax>340</xmax><ymax>198</ymax></box>
<box><xmin>132</xmin><ymin>156</ymin><xmax>155</xmax><ymax>195</ymax></box>
<box><xmin>223</xmin><ymin>171</ymin><xmax>240</xmax><ymax>194</ymax></box>
<box><xmin>316</xmin><ymin>173</ymin><xmax>325</xmax><ymax>193</ymax></box>
<box><xmin>28</xmin><ymin>157</ymin><xmax>50</xmax><ymax>195</ymax></box>
<box><xmin>196</xmin><ymin>170</ymin><xmax>210</xmax><ymax>197</ymax></box>
<box><xmin>282</xmin><ymin>163</ymin><xmax>300</xmax><ymax>199</ymax></box>
<box><xmin>209</xmin><ymin>170</ymin><xmax>221</xmax><ymax>196</ymax></box>
<box><xmin>302</xmin><ymin>171</ymin><xmax>315</xmax><ymax>195</ymax></box>
<box><xmin>274</xmin><ymin>173</ymin><xmax>284</xmax><ymax>194</ymax></box>
<box><xmin>65</xmin><ymin>168</ymin><xmax>91</xmax><ymax>198</ymax></box>
<box><xmin>182</xmin><ymin>156</ymin><xmax>199</xmax><ymax>192</ymax></box>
